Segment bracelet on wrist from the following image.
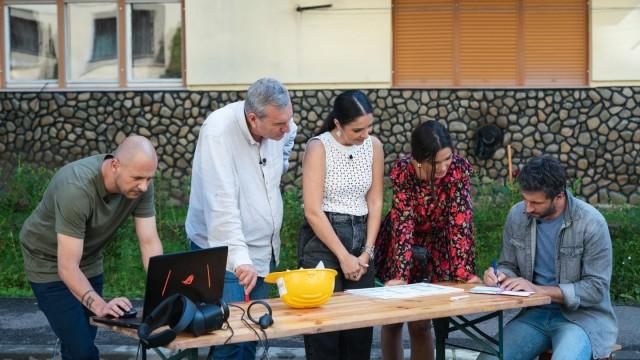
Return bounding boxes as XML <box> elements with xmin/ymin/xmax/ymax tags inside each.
<box><xmin>363</xmin><ymin>245</ymin><xmax>375</xmax><ymax>260</ymax></box>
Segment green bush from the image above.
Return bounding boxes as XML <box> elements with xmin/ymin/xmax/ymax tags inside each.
<box><xmin>0</xmin><ymin>164</ymin><xmax>638</xmax><ymax>304</ymax></box>
<box><xmin>606</xmin><ymin>206</ymin><xmax>640</xmax><ymax>303</ymax></box>
<box><xmin>0</xmin><ymin>163</ymin><xmax>52</xmax><ymax>296</ymax></box>
<box><xmin>278</xmin><ymin>190</ymin><xmax>305</xmax><ymax>272</ymax></box>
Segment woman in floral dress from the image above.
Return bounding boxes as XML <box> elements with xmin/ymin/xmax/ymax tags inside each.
<box><xmin>375</xmin><ymin>120</ymin><xmax>480</xmax><ymax>360</ymax></box>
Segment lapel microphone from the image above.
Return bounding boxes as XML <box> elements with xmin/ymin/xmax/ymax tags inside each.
<box><xmin>259</xmin><ymin>158</ymin><xmax>267</xmax><ymax>166</ymax></box>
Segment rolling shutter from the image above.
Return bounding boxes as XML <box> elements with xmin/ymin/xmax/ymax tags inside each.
<box><xmin>393</xmin><ymin>0</ymin><xmax>455</xmax><ymax>87</ymax></box>
<box><xmin>458</xmin><ymin>0</ymin><xmax>518</xmax><ymax>86</ymax></box>
<box><xmin>392</xmin><ymin>0</ymin><xmax>587</xmax><ymax>87</ymax></box>
<box><xmin>522</xmin><ymin>0</ymin><xmax>587</xmax><ymax>86</ymax></box>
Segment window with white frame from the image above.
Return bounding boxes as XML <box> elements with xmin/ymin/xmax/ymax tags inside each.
<box><xmin>67</xmin><ymin>2</ymin><xmax>118</xmax><ymax>82</ymax></box>
<box><xmin>2</xmin><ymin>0</ymin><xmax>182</xmax><ymax>87</ymax></box>
<box><xmin>5</xmin><ymin>3</ymin><xmax>58</xmax><ymax>83</ymax></box>
<box><xmin>127</xmin><ymin>1</ymin><xmax>181</xmax><ymax>82</ymax></box>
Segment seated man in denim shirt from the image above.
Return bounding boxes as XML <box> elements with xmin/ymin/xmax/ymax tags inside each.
<box><xmin>479</xmin><ymin>156</ymin><xmax>617</xmax><ymax>360</ymax></box>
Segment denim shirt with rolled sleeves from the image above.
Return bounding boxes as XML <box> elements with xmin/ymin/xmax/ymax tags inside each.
<box><xmin>498</xmin><ymin>191</ymin><xmax>618</xmax><ymax>359</ymax></box>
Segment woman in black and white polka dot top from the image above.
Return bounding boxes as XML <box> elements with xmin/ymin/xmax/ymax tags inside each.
<box><xmin>298</xmin><ymin>90</ymin><xmax>384</xmax><ymax>359</ymax></box>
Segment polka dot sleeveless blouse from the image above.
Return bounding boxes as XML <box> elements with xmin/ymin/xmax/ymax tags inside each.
<box><xmin>315</xmin><ymin>131</ymin><xmax>373</xmax><ymax>216</ymax></box>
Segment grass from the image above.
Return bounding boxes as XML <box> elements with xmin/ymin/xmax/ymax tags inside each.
<box><xmin>1</xmin><ymin>163</ymin><xmax>638</xmax><ymax>304</ymax></box>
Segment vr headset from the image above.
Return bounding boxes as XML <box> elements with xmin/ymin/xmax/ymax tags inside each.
<box><xmin>137</xmin><ymin>293</ymin><xmax>229</xmax><ymax>348</ymax></box>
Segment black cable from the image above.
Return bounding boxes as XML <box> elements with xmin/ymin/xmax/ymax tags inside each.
<box><xmin>256</xmin><ymin>326</ymin><xmax>270</xmax><ymax>360</ymax></box>
<box><xmin>241</xmin><ymin>316</ymin><xmax>269</xmax><ymax>360</ymax></box>
<box><xmin>232</xmin><ymin>304</ymin><xmax>264</xmax><ymax>346</ymax></box>
<box><xmin>241</xmin><ymin>315</ymin><xmax>269</xmax><ymax>360</ymax></box>
<box><xmin>229</xmin><ymin>304</ymin><xmax>270</xmax><ymax>360</ymax></box>
<box><xmin>223</xmin><ymin>319</ymin><xmax>235</xmax><ymax>345</ymax></box>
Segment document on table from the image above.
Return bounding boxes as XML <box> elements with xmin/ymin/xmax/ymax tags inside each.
<box><xmin>346</xmin><ymin>283</ymin><xmax>463</xmax><ymax>300</ymax></box>
<box><xmin>469</xmin><ymin>286</ymin><xmax>533</xmax><ymax>297</ymax></box>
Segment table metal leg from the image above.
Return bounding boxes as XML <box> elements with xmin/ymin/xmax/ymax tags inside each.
<box><xmin>498</xmin><ymin>311</ymin><xmax>504</xmax><ymax>360</ymax></box>
<box><xmin>433</xmin><ymin>318</ymin><xmax>449</xmax><ymax>360</ymax></box>
<box><xmin>206</xmin><ymin>346</ymin><xmax>215</xmax><ymax>360</ymax></box>
<box><xmin>433</xmin><ymin>310</ymin><xmax>505</xmax><ymax>360</ymax></box>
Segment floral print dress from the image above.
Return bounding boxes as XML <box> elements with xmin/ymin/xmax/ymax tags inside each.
<box><xmin>375</xmin><ymin>153</ymin><xmax>476</xmax><ymax>284</ymax></box>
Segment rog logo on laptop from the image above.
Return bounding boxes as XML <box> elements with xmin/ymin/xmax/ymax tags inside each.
<box><xmin>161</xmin><ymin>271</ymin><xmax>199</xmax><ymax>296</ymax></box>
<box><xmin>182</xmin><ymin>274</ymin><xmax>195</xmax><ymax>285</ymax></box>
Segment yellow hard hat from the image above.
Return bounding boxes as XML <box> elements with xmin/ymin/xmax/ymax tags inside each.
<box><xmin>265</xmin><ymin>268</ymin><xmax>337</xmax><ymax>308</ymax></box>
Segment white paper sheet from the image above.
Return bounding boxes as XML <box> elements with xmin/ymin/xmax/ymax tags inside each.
<box><xmin>346</xmin><ymin>283</ymin><xmax>464</xmax><ymax>300</ymax></box>
<box><xmin>469</xmin><ymin>286</ymin><xmax>533</xmax><ymax>297</ymax></box>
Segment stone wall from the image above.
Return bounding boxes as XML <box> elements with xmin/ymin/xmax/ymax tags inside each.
<box><xmin>0</xmin><ymin>88</ymin><xmax>638</xmax><ymax>204</ymax></box>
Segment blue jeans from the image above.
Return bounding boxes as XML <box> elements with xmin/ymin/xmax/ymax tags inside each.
<box><xmin>477</xmin><ymin>307</ymin><xmax>592</xmax><ymax>360</ymax></box>
<box><xmin>191</xmin><ymin>241</ymin><xmax>274</xmax><ymax>360</ymax></box>
<box><xmin>30</xmin><ymin>275</ymin><xmax>104</xmax><ymax>360</ymax></box>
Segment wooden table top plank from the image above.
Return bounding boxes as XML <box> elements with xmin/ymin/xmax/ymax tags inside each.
<box><xmin>265</xmin><ymin>293</ymin><xmax>548</xmax><ymax>335</ymax></box>
<box><xmin>93</xmin><ymin>283</ymin><xmax>550</xmax><ymax>350</ymax></box>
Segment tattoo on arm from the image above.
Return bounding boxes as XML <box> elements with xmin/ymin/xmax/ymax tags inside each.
<box><xmin>81</xmin><ymin>289</ymin><xmax>95</xmax><ymax>309</ymax></box>
<box><xmin>85</xmin><ymin>295</ymin><xmax>95</xmax><ymax>310</ymax></box>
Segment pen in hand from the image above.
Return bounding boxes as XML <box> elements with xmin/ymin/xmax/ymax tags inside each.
<box><xmin>492</xmin><ymin>259</ymin><xmax>501</xmax><ymax>288</ymax></box>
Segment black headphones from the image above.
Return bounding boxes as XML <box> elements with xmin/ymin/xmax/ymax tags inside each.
<box><xmin>137</xmin><ymin>294</ymin><xmax>229</xmax><ymax>348</ymax></box>
<box><xmin>246</xmin><ymin>300</ymin><xmax>273</xmax><ymax>329</ymax></box>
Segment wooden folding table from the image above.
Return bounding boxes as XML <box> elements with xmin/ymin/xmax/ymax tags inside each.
<box><xmin>94</xmin><ymin>283</ymin><xmax>550</xmax><ymax>360</ymax></box>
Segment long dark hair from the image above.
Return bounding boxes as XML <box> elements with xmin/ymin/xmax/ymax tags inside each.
<box><xmin>411</xmin><ymin>120</ymin><xmax>454</xmax><ymax>181</ymax></box>
<box><xmin>320</xmin><ymin>90</ymin><xmax>373</xmax><ymax>133</ymax></box>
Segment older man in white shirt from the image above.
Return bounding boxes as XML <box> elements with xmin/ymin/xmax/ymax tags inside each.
<box><xmin>185</xmin><ymin>78</ymin><xmax>296</xmax><ymax>360</ymax></box>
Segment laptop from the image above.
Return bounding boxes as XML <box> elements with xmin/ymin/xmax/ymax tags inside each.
<box><xmin>92</xmin><ymin>246</ymin><xmax>228</xmax><ymax>329</ymax></box>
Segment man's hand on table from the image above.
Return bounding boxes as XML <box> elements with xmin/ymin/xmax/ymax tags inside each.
<box><xmin>482</xmin><ymin>266</ymin><xmax>507</xmax><ymax>287</ymax></box>
<box><xmin>97</xmin><ymin>297</ymin><xmax>133</xmax><ymax>318</ymax></box>
<box><xmin>500</xmin><ymin>277</ymin><xmax>538</xmax><ymax>292</ymax></box>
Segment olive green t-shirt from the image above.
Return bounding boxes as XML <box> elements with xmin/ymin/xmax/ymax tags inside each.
<box><xmin>20</xmin><ymin>154</ymin><xmax>155</xmax><ymax>283</ymax></box>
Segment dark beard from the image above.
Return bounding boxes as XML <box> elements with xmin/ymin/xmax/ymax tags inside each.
<box><xmin>531</xmin><ymin>202</ymin><xmax>557</xmax><ymax>220</ymax></box>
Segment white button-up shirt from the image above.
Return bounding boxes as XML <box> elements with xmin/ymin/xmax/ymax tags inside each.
<box><xmin>186</xmin><ymin>101</ymin><xmax>296</xmax><ymax>276</ymax></box>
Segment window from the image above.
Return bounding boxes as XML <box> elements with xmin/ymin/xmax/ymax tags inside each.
<box><xmin>132</xmin><ymin>9</ymin><xmax>153</xmax><ymax>58</ymax></box>
<box><xmin>91</xmin><ymin>17</ymin><xmax>117</xmax><ymax>61</ymax></box>
<box><xmin>11</xmin><ymin>15</ymin><xmax>39</xmax><ymax>55</ymax></box>
<box><xmin>67</xmin><ymin>3</ymin><xmax>118</xmax><ymax>82</ymax></box>
<box><xmin>131</xmin><ymin>10</ymin><xmax>154</xmax><ymax>59</ymax></box>
<box><xmin>6</xmin><ymin>4</ymin><xmax>58</xmax><ymax>82</ymax></box>
<box><xmin>128</xmin><ymin>2</ymin><xmax>182</xmax><ymax>82</ymax></box>
<box><xmin>393</xmin><ymin>0</ymin><xmax>587</xmax><ymax>87</ymax></box>
<box><xmin>1</xmin><ymin>0</ymin><xmax>183</xmax><ymax>87</ymax></box>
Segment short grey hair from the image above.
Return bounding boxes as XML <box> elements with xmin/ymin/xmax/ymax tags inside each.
<box><xmin>244</xmin><ymin>78</ymin><xmax>290</xmax><ymax>118</ymax></box>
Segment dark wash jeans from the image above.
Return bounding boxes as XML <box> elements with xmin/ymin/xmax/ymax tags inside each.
<box><xmin>30</xmin><ymin>274</ymin><xmax>104</xmax><ymax>360</ymax></box>
<box><xmin>298</xmin><ymin>212</ymin><xmax>374</xmax><ymax>360</ymax></box>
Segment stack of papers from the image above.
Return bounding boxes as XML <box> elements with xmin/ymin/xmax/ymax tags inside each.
<box><xmin>469</xmin><ymin>286</ymin><xmax>533</xmax><ymax>297</ymax></box>
<box><xmin>346</xmin><ymin>283</ymin><xmax>463</xmax><ymax>300</ymax></box>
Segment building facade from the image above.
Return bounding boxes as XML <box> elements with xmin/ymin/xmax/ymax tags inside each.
<box><xmin>0</xmin><ymin>0</ymin><xmax>638</xmax><ymax>204</ymax></box>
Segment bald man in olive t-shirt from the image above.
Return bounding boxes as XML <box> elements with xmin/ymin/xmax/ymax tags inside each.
<box><xmin>20</xmin><ymin>135</ymin><xmax>163</xmax><ymax>360</ymax></box>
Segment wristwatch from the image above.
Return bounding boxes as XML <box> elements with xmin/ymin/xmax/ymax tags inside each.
<box><xmin>363</xmin><ymin>245</ymin><xmax>375</xmax><ymax>260</ymax></box>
